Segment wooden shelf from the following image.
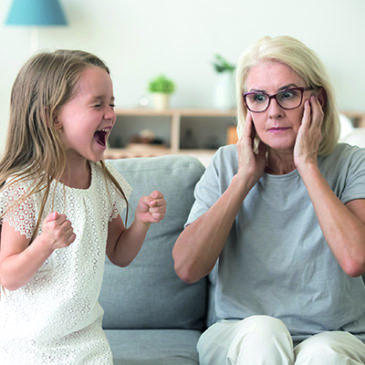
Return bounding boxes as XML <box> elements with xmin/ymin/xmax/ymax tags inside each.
<box><xmin>105</xmin><ymin>147</ymin><xmax>215</xmax><ymax>159</ymax></box>
<box><xmin>107</xmin><ymin>108</ymin><xmax>237</xmax><ymax>158</ymax></box>
<box><xmin>114</xmin><ymin>108</ymin><xmax>236</xmax><ymax>117</ymax></box>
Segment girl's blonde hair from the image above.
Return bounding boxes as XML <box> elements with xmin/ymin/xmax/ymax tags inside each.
<box><xmin>235</xmin><ymin>35</ymin><xmax>340</xmax><ymax>155</ymax></box>
<box><xmin>0</xmin><ymin>50</ymin><xmax>128</xmax><ymax>241</ymax></box>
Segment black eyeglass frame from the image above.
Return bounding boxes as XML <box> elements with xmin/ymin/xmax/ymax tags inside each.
<box><xmin>242</xmin><ymin>87</ymin><xmax>313</xmax><ymax>113</ymax></box>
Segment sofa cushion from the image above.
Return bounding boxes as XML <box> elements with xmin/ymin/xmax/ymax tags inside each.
<box><xmin>100</xmin><ymin>155</ymin><xmax>207</xmax><ymax>330</ymax></box>
<box><xmin>105</xmin><ymin>329</ymin><xmax>200</xmax><ymax>365</ymax></box>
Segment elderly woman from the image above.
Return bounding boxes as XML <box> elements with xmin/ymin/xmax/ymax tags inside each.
<box><xmin>173</xmin><ymin>36</ymin><xmax>365</xmax><ymax>364</ymax></box>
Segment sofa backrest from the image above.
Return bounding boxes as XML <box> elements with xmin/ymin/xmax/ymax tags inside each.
<box><xmin>100</xmin><ymin>155</ymin><xmax>207</xmax><ymax>330</ymax></box>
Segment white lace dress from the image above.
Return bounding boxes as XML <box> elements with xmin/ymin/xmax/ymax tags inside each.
<box><xmin>0</xmin><ymin>162</ymin><xmax>132</xmax><ymax>365</ymax></box>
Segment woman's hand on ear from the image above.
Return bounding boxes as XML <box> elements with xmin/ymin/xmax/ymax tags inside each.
<box><xmin>236</xmin><ymin>113</ymin><xmax>266</xmax><ymax>188</ymax></box>
<box><xmin>294</xmin><ymin>95</ymin><xmax>323</xmax><ymax>171</ymax></box>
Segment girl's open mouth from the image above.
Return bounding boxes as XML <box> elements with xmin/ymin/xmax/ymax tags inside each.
<box><xmin>94</xmin><ymin>129</ymin><xmax>108</xmax><ymax>147</ymax></box>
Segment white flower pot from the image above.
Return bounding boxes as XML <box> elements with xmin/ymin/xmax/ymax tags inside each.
<box><xmin>152</xmin><ymin>93</ymin><xmax>170</xmax><ymax>111</ymax></box>
<box><xmin>213</xmin><ymin>72</ymin><xmax>236</xmax><ymax>110</ymax></box>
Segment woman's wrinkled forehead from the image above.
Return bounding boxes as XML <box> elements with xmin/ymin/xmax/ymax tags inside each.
<box><xmin>244</xmin><ymin>60</ymin><xmax>305</xmax><ymax>92</ymax></box>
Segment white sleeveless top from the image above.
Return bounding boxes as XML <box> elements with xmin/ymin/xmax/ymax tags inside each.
<box><xmin>0</xmin><ymin>162</ymin><xmax>131</xmax><ymax>364</ymax></box>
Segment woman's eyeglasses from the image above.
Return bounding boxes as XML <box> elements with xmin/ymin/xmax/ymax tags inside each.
<box><xmin>243</xmin><ymin>87</ymin><xmax>312</xmax><ymax>113</ymax></box>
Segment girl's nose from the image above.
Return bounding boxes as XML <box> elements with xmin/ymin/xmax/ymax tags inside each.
<box><xmin>104</xmin><ymin>107</ymin><xmax>115</xmax><ymax>120</ymax></box>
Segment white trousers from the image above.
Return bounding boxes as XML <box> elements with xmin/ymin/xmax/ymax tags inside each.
<box><xmin>197</xmin><ymin>316</ymin><xmax>365</xmax><ymax>365</ymax></box>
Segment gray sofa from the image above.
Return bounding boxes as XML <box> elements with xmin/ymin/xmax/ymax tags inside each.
<box><xmin>100</xmin><ymin>154</ymin><xmax>209</xmax><ymax>364</ymax></box>
<box><xmin>99</xmin><ymin>153</ymin><xmax>365</xmax><ymax>364</ymax></box>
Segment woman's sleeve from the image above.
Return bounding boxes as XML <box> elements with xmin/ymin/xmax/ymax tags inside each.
<box><xmin>341</xmin><ymin>147</ymin><xmax>365</xmax><ymax>203</ymax></box>
<box><xmin>185</xmin><ymin>151</ymin><xmax>224</xmax><ymax>227</ymax></box>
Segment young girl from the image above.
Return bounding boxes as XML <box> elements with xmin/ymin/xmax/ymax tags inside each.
<box><xmin>0</xmin><ymin>50</ymin><xmax>166</xmax><ymax>364</ymax></box>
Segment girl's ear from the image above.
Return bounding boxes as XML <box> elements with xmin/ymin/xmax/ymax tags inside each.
<box><xmin>52</xmin><ymin>112</ymin><xmax>63</xmax><ymax>130</ymax></box>
<box><xmin>43</xmin><ymin>108</ymin><xmax>62</xmax><ymax>130</ymax></box>
<box><xmin>53</xmin><ymin>117</ymin><xmax>63</xmax><ymax>130</ymax></box>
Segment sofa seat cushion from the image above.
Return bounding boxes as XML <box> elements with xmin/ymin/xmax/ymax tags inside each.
<box><xmin>105</xmin><ymin>329</ymin><xmax>201</xmax><ymax>365</ymax></box>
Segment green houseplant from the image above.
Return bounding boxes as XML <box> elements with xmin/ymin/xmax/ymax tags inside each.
<box><xmin>212</xmin><ymin>54</ymin><xmax>235</xmax><ymax>73</ymax></box>
<box><xmin>149</xmin><ymin>75</ymin><xmax>175</xmax><ymax>94</ymax></box>
<box><xmin>212</xmin><ymin>54</ymin><xmax>236</xmax><ymax>110</ymax></box>
<box><xmin>148</xmin><ymin>75</ymin><xmax>175</xmax><ymax>110</ymax></box>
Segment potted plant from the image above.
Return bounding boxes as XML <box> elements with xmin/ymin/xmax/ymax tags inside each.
<box><xmin>212</xmin><ymin>54</ymin><xmax>236</xmax><ymax>110</ymax></box>
<box><xmin>212</xmin><ymin>54</ymin><xmax>235</xmax><ymax>73</ymax></box>
<box><xmin>148</xmin><ymin>75</ymin><xmax>175</xmax><ymax>110</ymax></box>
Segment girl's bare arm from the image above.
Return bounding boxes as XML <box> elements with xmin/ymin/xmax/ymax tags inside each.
<box><xmin>0</xmin><ymin>212</ymin><xmax>76</xmax><ymax>290</ymax></box>
<box><xmin>106</xmin><ymin>191</ymin><xmax>166</xmax><ymax>267</ymax></box>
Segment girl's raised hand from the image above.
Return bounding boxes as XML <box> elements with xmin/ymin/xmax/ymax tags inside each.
<box><xmin>135</xmin><ymin>191</ymin><xmax>166</xmax><ymax>224</ymax></box>
<box><xmin>294</xmin><ymin>95</ymin><xmax>323</xmax><ymax>171</ymax></box>
<box><xmin>41</xmin><ymin>212</ymin><xmax>76</xmax><ymax>251</ymax></box>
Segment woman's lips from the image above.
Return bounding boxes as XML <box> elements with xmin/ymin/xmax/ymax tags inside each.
<box><xmin>268</xmin><ymin>127</ymin><xmax>290</xmax><ymax>133</ymax></box>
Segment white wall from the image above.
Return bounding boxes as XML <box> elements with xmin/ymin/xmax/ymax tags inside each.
<box><xmin>1</xmin><ymin>0</ymin><xmax>365</xmax><ymax>153</ymax></box>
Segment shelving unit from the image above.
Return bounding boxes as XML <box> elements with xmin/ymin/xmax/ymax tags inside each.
<box><xmin>104</xmin><ymin>108</ymin><xmax>365</xmax><ymax>160</ymax></box>
<box><xmin>105</xmin><ymin>108</ymin><xmax>237</xmax><ymax>159</ymax></box>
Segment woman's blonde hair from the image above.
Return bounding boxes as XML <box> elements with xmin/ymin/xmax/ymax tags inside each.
<box><xmin>235</xmin><ymin>35</ymin><xmax>340</xmax><ymax>155</ymax></box>
<box><xmin>0</xmin><ymin>50</ymin><xmax>128</xmax><ymax>241</ymax></box>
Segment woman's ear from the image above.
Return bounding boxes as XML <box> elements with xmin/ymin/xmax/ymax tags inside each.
<box><xmin>317</xmin><ymin>87</ymin><xmax>327</xmax><ymax>108</ymax></box>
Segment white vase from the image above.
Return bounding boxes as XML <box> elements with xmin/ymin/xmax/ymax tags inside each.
<box><xmin>213</xmin><ymin>72</ymin><xmax>236</xmax><ymax>110</ymax></box>
<box><xmin>152</xmin><ymin>93</ymin><xmax>170</xmax><ymax>111</ymax></box>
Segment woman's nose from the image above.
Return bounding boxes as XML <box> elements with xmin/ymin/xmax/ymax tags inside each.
<box><xmin>267</xmin><ymin>97</ymin><xmax>284</xmax><ymax>118</ymax></box>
